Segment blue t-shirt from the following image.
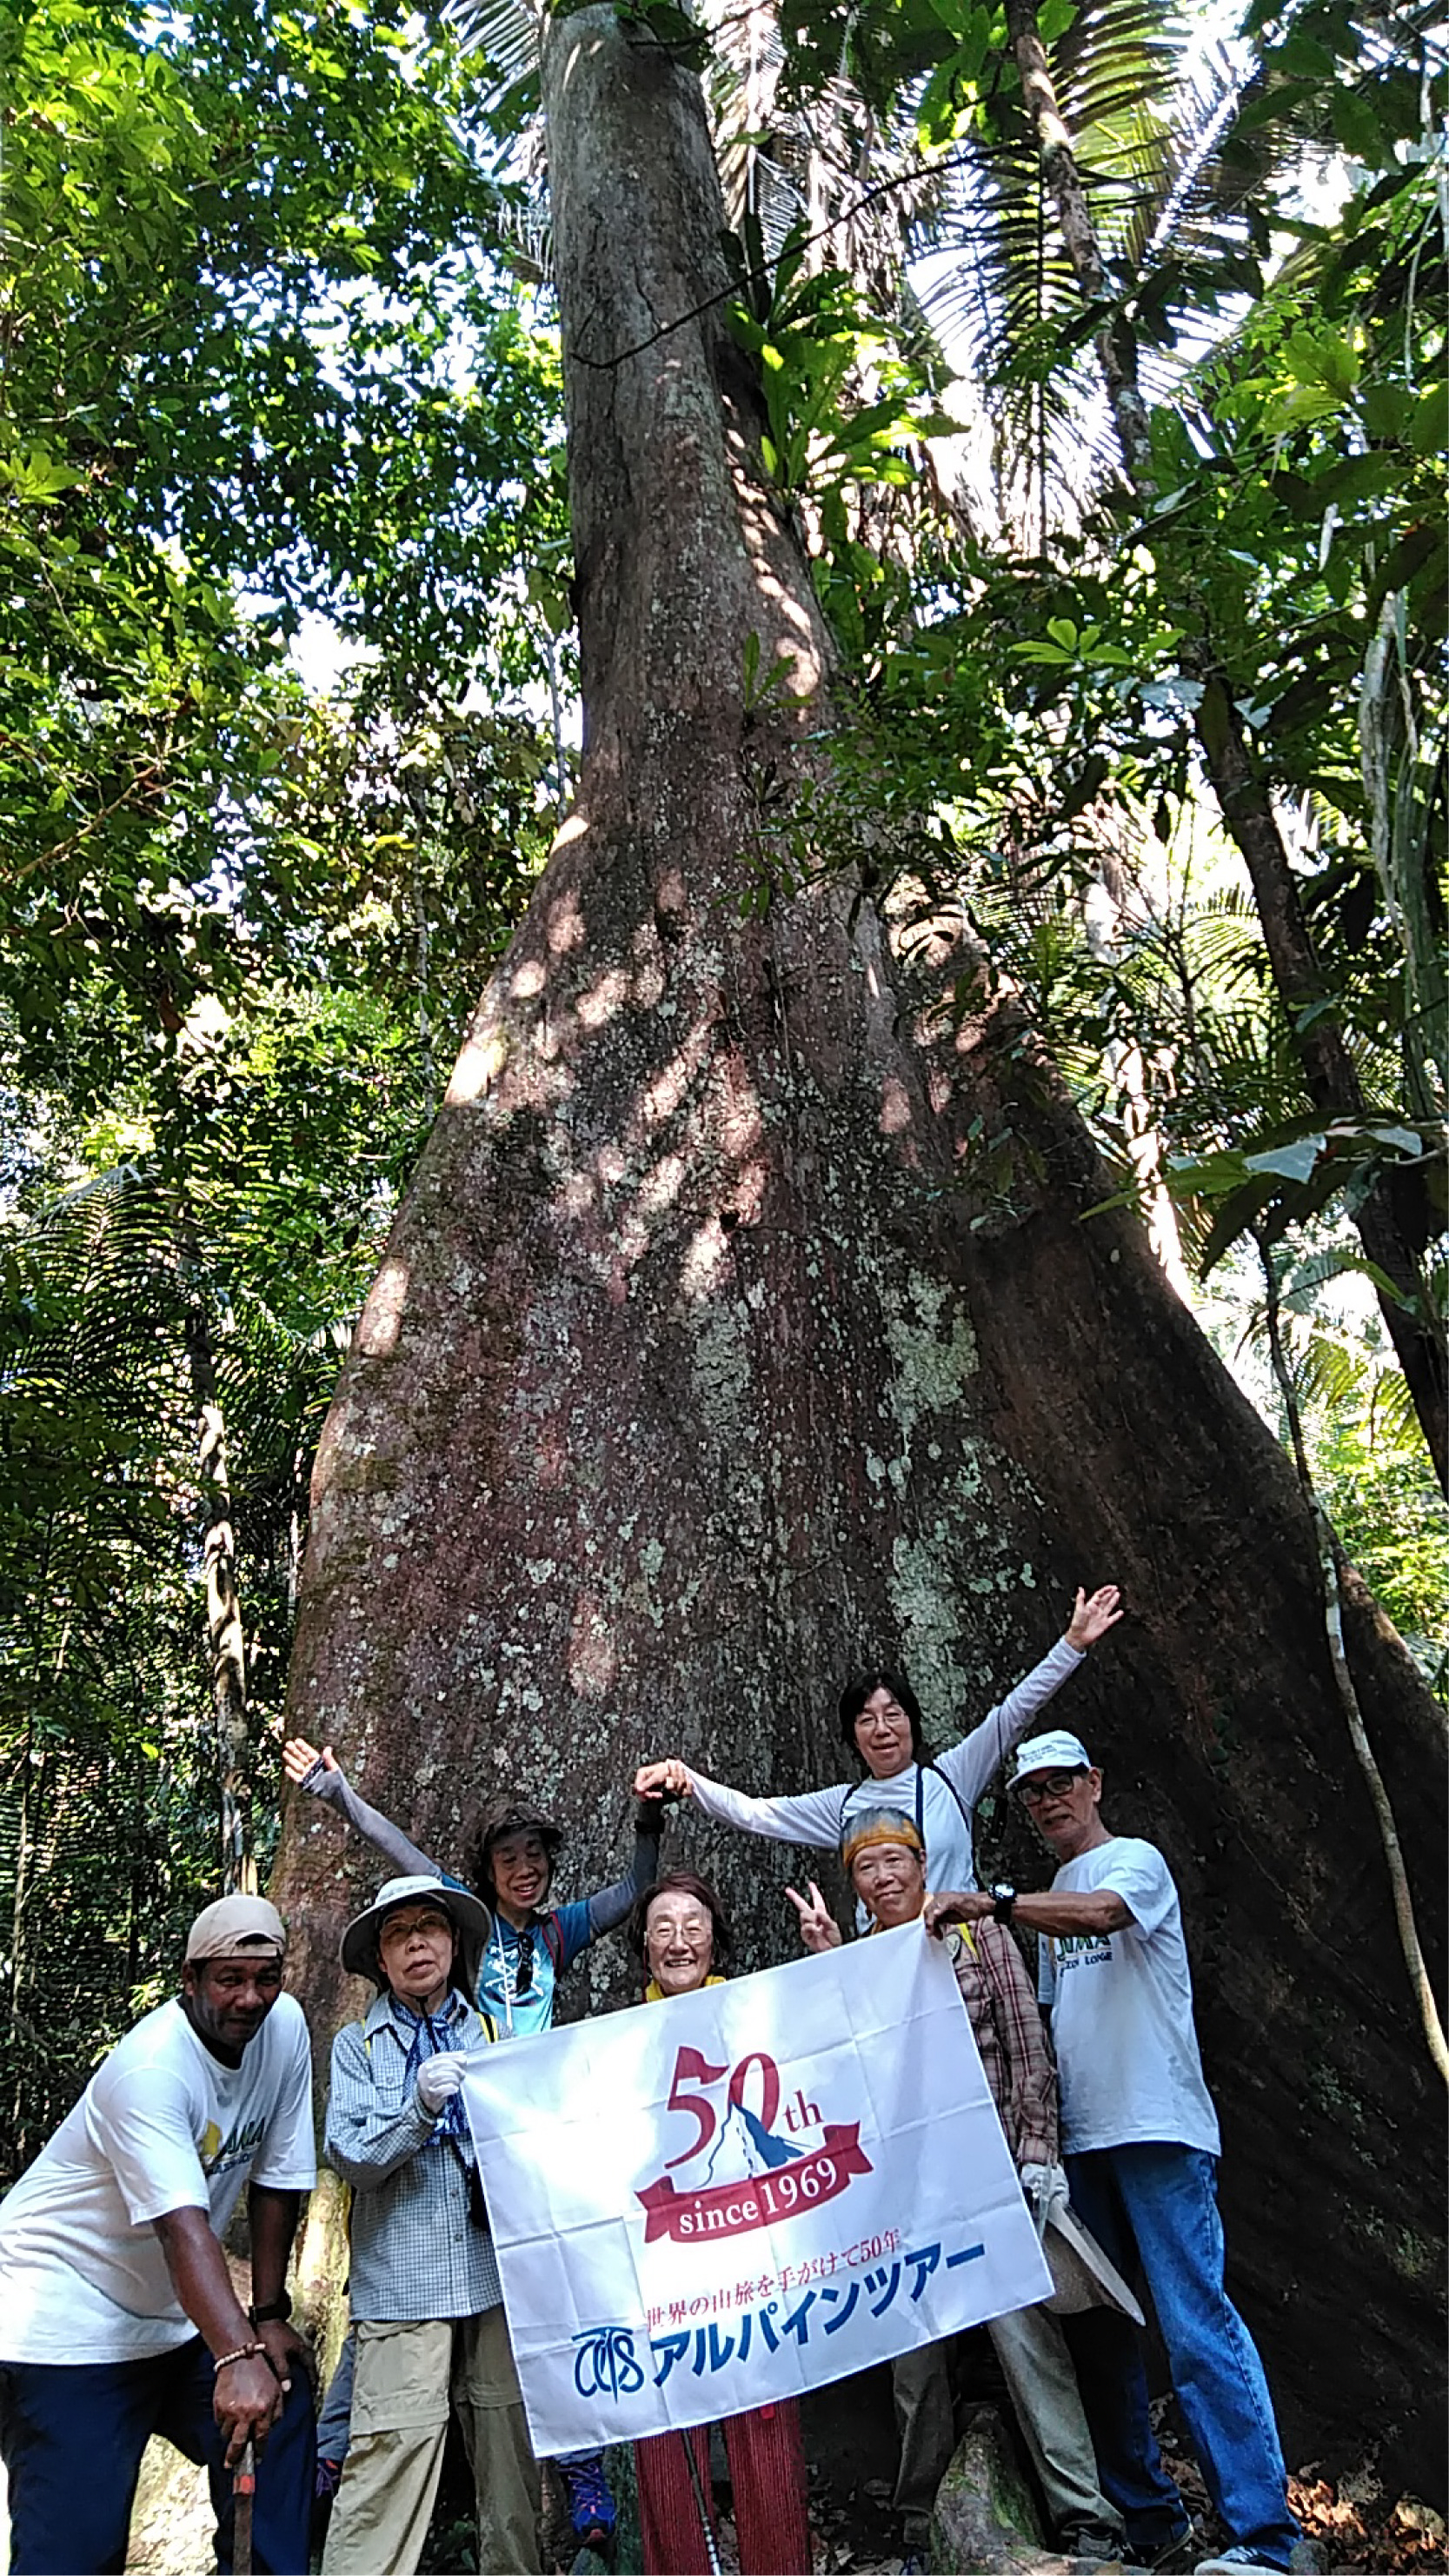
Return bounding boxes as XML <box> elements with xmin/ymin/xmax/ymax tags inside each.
<box><xmin>469</xmin><ymin>1894</ymin><xmax>593</xmax><ymax>2037</ymax></box>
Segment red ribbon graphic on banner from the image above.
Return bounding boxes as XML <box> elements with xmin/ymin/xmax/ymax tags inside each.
<box><xmin>637</xmin><ymin>2124</ymin><xmax>873</xmax><ymax>2245</ymax></box>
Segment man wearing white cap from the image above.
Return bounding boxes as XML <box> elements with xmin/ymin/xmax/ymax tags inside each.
<box><xmin>927</xmin><ymin>1733</ymin><xmax>1304</xmax><ymax>2576</ymax></box>
<box><xmin>0</xmin><ymin>1894</ymin><xmax>316</xmax><ymax>2573</ymax></box>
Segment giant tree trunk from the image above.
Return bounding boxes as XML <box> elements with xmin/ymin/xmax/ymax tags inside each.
<box><xmin>271</xmin><ymin>10</ymin><xmax>1446</xmax><ymax>2501</ymax></box>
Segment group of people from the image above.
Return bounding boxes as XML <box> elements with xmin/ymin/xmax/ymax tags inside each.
<box><xmin>0</xmin><ymin>1581</ymin><xmax>1306</xmax><ymax>2576</ymax></box>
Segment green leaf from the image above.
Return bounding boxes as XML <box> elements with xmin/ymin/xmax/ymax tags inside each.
<box><xmin>1329</xmin><ymin>83</ymin><xmax>1384</xmax><ymax>163</ymax></box>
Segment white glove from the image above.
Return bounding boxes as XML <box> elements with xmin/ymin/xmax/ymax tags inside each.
<box><xmin>415</xmin><ymin>2055</ymin><xmax>466</xmax><ymax>2114</ymax></box>
<box><xmin>1018</xmin><ymin>2161</ymin><xmax>1070</xmax><ymax>2227</ymax></box>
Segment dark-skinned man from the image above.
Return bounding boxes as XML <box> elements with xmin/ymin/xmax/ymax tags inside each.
<box><xmin>926</xmin><ymin>1728</ymin><xmax>1306</xmax><ymax>2576</ymax></box>
<box><xmin>0</xmin><ymin>1894</ymin><xmax>316</xmax><ymax>2574</ymax></box>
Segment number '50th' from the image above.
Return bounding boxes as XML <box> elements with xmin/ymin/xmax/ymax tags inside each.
<box><xmin>664</xmin><ymin>2047</ymin><xmax>780</xmax><ymax>2168</ymax></box>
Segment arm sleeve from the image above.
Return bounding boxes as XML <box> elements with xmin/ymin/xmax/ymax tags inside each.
<box><xmin>547</xmin><ymin>1899</ymin><xmax>594</xmax><ymax>1971</ymax></box>
<box><xmin>90</xmin><ymin>2067</ymin><xmax>210</xmax><ymax>2226</ymax></box>
<box><xmin>685</xmin><ymin>1769</ymin><xmax>848</xmax><ymax>1851</ymax></box>
<box><xmin>935</xmin><ymin>1638</ymin><xmax>1086</xmax><ymax>1809</ymax></box>
<box><xmin>302</xmin><ymin>1761</ymin><xmax>447</xmax><ymax>1884</ymax></box>
<box><xmin>1092</xmin><ymin>1840</ymin><xmax>1178</xmax><ymax>1939</ymax></box>
<box><xmin>977</xmin><ymin>1923</ymin><xmax>1059</xmax><ymax>2167</ymax></box>
<box><xmin>323</xmin><ymin>2025</ymin><xmax>438</xmax><ymax>2190</ymax></box>
<box><xmin>584</xmin><ymin>1814</ymin><xmax>663</xmax><ymax>1945</ymax></box>
<box><xmin>249</xmin><ymin>2004</ymin><xmax>318</xmax><ymax>2192</ymax></box>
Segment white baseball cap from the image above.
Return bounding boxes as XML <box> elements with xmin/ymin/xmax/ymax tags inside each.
<box><xmin>1010</xmin><ymin>1729</ymin><xmax>1093</xmax><ymax>1788</ymax></box>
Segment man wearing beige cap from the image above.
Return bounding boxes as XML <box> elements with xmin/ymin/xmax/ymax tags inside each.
<box><xmin>0</xmin><ymin>1894</ymin><xmax>316</xmax><ymax>2573</ymax></box>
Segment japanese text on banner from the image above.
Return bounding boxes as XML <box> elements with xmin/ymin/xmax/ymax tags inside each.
<box><xmin>462</xmin><ymin>1920</ymin><xmax>1052</xmax><ymax>2454</ymax></box>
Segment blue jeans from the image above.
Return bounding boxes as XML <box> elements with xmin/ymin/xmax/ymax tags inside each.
<box><xmin>1064</xmin><ymin>2144</ymin><xmax>1299</xmax><ymax>2568</ymax></box>
<box><xmin>0</xmin><ymin>2340</ymin><xmax>315</xmax><ymax>2574</ymax></box>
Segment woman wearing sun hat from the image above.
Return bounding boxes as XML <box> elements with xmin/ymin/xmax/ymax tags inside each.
<box><xmin>321</xmin><ymin>1874</ymin><xmax>540</xmax><ymax>2576</ymax></box>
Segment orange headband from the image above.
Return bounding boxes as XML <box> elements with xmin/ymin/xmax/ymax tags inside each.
<box><xmin>841</xmin><ymin>1812</ymin><xmax>926</xmax><ymax>1871</ymax></box>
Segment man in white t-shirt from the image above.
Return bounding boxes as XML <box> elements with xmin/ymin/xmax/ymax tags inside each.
<box><xmin>0</xmin><ymin>1894</ymin><xmax>316</xmax><ymax>2574</ymax></box>
<box><xmin>926</xmin><ymin>1731</ymin><xmax>1304</xmax><ymax>2576</ymax></box>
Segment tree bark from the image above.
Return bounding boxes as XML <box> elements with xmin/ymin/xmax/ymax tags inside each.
<box><xmin>1003</xmin><ymin>0</ymin><xmax>1447</xmax><ymax>1488</ymax></box>
<box><xmin>271</xmin><ymin>9</ymin><xmax>1446</xmax><ymax>2499</ymax></box>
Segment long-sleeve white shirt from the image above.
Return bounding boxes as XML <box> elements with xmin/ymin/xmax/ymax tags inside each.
<box><xmin>683</xmin><ymin>1636</ymin><xmax>1086</xmax><ymax>1896</ymax></box>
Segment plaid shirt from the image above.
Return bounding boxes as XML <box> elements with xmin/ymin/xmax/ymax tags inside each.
<box><xmin>325</xmin><ymin>1987</ymin><xmax>502</xmax><ymax>2323</ymax></box>
<box><xmin>947</xmin><ymin>1921</ymin><xmax>1058</xmax><ymax>2168</ymax></box>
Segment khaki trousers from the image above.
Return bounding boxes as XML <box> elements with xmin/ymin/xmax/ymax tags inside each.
<box><xmin>321</xmin><ymin>2311</ymin><xmax>542</xmax><ymax>2576</ymax></box>
<box><xmin>892</xmin><ymin>2305</ymin><xmax>1122</xmax><ymax>2547</ymax></box>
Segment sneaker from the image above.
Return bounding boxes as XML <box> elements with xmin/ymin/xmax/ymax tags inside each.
<box><xmin>557</xmin><ymin>2456</ymin><xmax>618</xmax><ymax>2554</ymax></box>
<box><xmin>1193</xmin><ymin>2553</ymin><xmax>1290</xmax><ymax>2574</ymax></box>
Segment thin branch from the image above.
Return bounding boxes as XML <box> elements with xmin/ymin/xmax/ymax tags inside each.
<box><xmin>1257</xmin><ymin>1234</ymin><xmax>1448</xmax><ymax>2089</ymax></box>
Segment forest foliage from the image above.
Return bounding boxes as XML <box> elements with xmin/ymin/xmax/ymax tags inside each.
<box><xmin>0</xmin><ymin>0</ymin><xmax>1444</xmax><ymax>2171</ymax></box>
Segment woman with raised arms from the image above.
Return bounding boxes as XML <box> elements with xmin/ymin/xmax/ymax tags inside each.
<box><xmin>635</xmin><ymin>1587</ymin><xmax>1123</xmax><ymax>1906</ymax></box>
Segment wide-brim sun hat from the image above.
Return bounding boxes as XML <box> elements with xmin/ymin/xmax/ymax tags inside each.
<box><xmin>341</xmin><ymin>1874</ymin><xmax>493</xmax><ymax>1994</ymax></box>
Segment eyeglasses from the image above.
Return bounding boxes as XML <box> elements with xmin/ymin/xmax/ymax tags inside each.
<box><xmin>1014</xmin><ymin>1769</ymin><xmax>1088</xmax><ymax>1805</ymax></box>
<box><xmin>513</xmin><ymin>1928</ymin><xmax>535</xmax><ymax>1996</ymax></box>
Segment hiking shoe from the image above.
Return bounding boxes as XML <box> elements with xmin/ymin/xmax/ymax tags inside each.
<box><xmin>1060</xmin><ymin>2523</ymin><xmax>1127</xmax><ymax>2565</ymax></box>
<box><xmin>1127</xmin><ymin>2526</ymin><xmax>1198</xmax><ymax>2571</ymax></box>
<box><xmin>557</xmin><ymin>2455</ymin><xmax>618</xmax><ymax>2553</ymax></box>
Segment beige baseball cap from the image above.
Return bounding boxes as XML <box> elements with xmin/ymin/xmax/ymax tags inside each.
<box><xmin>185</xmin><ymin>1895</ymin><xmax>288</xmax><ymax>1961</ymax></box>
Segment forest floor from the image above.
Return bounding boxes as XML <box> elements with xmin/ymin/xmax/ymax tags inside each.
<box><xmin>43</xmin><ymin>2426</ymin><xmax>1436</xmax><ymax>2573</ymax></box>
<box><xmin>1</xmin><ymin>2306</ymin><xmax>1441</xmax><ymax>2576</ymax></box>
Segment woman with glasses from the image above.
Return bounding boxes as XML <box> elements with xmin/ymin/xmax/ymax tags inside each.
<box><xmin>628</xmin><ymin>1871</ymin><xmax>813</xmax><ymax>2576</ymax></box>
<box><xmin>282</xmin><ymin>1741</ymin><xmax>660</xmax><ymax>2553</ymax></box>
<box><xmin>635</xmin><ymin>1588</ymin><xmax>1123</xmax><ymax>1917</ymax></box>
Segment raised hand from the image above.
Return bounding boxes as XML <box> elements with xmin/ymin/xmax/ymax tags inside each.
<box><xmin>786</xmin><ymin>1881</ymin><xmax>841</xmax><ymax>1954</ymax></box>
<box><xmin>282</xmin><ymin>1735</ymin><xmax>335</xmax><ymax>1787</ymax></box>
<box><xmin>634</xmin><ymin>1758</ymin><xmax>693</xmax><ymax>1800</ymax></box>
<box><xmin>1065</xmin><ymin>1584</ymin><xmax>1123</xmax><ymax>1651</ymax></box>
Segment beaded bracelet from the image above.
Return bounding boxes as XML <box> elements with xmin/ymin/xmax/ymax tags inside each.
<box><xmin>213</xmin><ymin>2342</ymin><xmax>266</xmax><ymax>2374</ymax></box>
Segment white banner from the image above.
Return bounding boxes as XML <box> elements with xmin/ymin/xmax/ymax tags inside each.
<box><xmin>462</xmin><ymin>1920</ymin><xmax>1052</xmax><ymax>2454</ymax></box>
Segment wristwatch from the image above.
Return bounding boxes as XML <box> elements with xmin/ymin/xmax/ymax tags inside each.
<box><xmin>249</xmin><ymin>2291</ymin><xmax>293</xmax><ymax>2326</ymax></box>
<box><xmin>990</xmin><ymin>1882</ymin><xmax>1016</xmax><ymax>1924</ymax></box>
